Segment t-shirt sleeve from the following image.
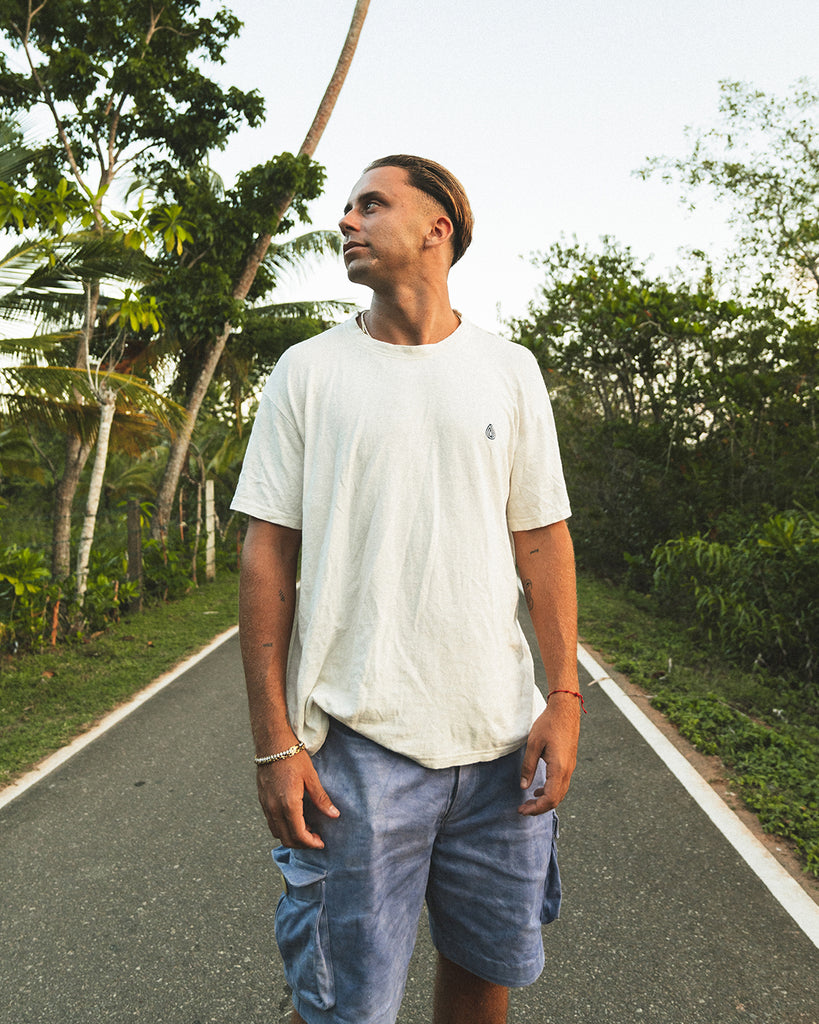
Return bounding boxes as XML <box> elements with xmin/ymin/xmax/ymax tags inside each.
<box><xmin>230</xmin><ymin>360</ymin><xmax>305</xmax><ymax>529</ymax></box>
<box><xmin>506</xmin><ymin>351</ymin><xmax>572</xmax><ymax>532</ymax></box>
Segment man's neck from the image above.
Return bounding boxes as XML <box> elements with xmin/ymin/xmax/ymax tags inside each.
<box><xmin>364</xmin><ymin>288</ymin><xmax>461</xmax><ymax>346</ymax></box>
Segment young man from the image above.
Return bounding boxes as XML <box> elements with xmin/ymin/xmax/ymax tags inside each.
<box><xmin>232</xmin><ymin>155</ymin><xmax>581</xmax><ymax>1024</ymax></box>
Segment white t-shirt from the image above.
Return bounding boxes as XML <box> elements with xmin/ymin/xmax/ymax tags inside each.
<box><xmin>231</xmin><ymin>316</ymin><xmax>571</xmax><ymax>768</ymax></box>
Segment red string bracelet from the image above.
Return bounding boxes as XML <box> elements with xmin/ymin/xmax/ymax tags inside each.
<box><xmin>547</xmin><ymin>689</ymin><xmax>587</xmax><ymax>713</ymax></box>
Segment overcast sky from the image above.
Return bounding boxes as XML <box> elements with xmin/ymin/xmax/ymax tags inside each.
<box><xmin>203</xmin><ymin>0</ymin><xmax>818</xmax><ymax>331</ymax></box>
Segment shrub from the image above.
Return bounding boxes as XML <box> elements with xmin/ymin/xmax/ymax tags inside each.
<box><xmin>652</xmin><ymin>509</ymin><xmax>819</xmax><ymax>692</ymax></box>
<box><xmin>0</xmin><ymin>544</ymin><xmax>55</xmax><ymax>651</ymax></box>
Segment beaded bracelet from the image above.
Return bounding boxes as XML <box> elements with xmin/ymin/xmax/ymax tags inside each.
<box><xmin>254</xmin><ymin>741</ymin><xmax>306</xmax><ymax>765</ymax></box>
<box><xmin>547</xmin><ymin>689</ymin><xmax>587</xmax><ymax>714</ymax></box>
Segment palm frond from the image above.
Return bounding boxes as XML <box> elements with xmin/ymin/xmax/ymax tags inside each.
<box><xmin>248</xmin><ymin>298</ymin><xmax>357</xmax><ymax>319</ymax></box>
<box><xmin>1</xmin><ymin>365</ymin><xmax>185</xmax><ymax>434</ymax></box>
<box><xmin>0</xmin><ymin>425</ymin><xmax>46</xmax><ymax>483</ymax></box>
<box><xmin>0</xmin><ymin>238</ymin><xmax>56</xmax><ymax>287</ymax></box>
<box><xmin>103</xmin><ymin>452</ymin><xmax>162</xmax><ymax>502</ymax></box>
<box><xmin>0</xmin><ymin>119</ymin><xmax>35</xmax><ymax>184</ymax></box>
<box><xmin>0</xmin><ymin>330</ymin><xmax>80</xmax><ymax>358</ymax></box>
<box><xmin>263</xmin><ymin>229</ymin><xmax>344</xmax><ymax>281</ymax></box>
<box><xmin>0</xmin><ymin>233</ymin><xmax>159</xmax><ymax>325</ymax></box>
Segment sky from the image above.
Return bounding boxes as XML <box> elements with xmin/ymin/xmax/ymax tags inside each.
<box><xmin>202</xmin><ymin>0</ymin><xmax>819</xmax><ymax>333</ymax></box>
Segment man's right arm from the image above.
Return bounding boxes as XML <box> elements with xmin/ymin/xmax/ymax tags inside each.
<box><xmin>238</xmin><ymin>516</ymin><xmax>339</xmax><ymax>848</ymax></box>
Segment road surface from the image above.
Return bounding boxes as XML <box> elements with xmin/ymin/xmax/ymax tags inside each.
<box><xmin>1</xmin><ymin>612</ymin><xmax>817</xmax><ymax>1023</ymax></box>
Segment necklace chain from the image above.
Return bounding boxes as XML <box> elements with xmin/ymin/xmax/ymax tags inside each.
<box><xmin>359</xmin><ymin>310</ymin><xmax>462</xmax><ymax>339</ymax></box>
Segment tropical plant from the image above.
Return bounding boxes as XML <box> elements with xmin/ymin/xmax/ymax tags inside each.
<box><xmin>652</xmin><ymin>509</ymin><xmax>819</xmax><ymax>689</ymax></box>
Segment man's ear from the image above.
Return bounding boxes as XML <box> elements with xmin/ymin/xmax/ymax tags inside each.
<box><xmin>424</xmin><ymin>214</ymin><xmax>455</xmax><ymax>253</ymax></box>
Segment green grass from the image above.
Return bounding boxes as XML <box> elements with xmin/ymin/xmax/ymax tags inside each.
<box><xmin>577</xmin><ymin>572</ymin><xmax>819</xmax><ymax>876</ymax></box>
<box><xmin>0</xmin><ymin>571</ymin><xmax>239</xmax><ymax>785</ymax></box>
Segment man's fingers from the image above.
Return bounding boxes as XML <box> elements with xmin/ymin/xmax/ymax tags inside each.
<box><xmin>517</xmin><ymin>779</ymin><xmax>558</xmax><ymax>816</ymax></box>
<box><xmin>256</xmin><ymin>755</ymin><xmax>336</xmax><ymax>849</ymax></box>
<box><xmin>519</xmin><ymin>737</ymin><xmax>542</xmax><ymax>791</ymax></box>
<box><xmin>304</xmin><ymin>773</ymin><xmax>340</xmax><ymax>820</ymax></box>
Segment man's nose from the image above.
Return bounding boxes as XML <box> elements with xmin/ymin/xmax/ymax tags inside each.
<box><xmin>339</xmin><ymin>210</ymin><xmax>357</xmax><ymax>235</ymax></box>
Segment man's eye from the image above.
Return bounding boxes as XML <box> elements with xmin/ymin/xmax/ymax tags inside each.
<box><xmin>364</xmin><ymin>201</ymin><xmax>378</xmax><ymax>211</ymax></box>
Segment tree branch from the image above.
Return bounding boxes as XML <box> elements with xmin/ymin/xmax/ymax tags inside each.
<box><xmin>11</xmin><ymin>2</ymin><xmax>93</xmax><ymax>202</ymax></box>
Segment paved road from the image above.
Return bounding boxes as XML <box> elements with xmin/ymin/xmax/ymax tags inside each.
<box><xmin>2</xmin><ymin>612</ymin><xmax>817</xmax><ymax>1024</ymax></box>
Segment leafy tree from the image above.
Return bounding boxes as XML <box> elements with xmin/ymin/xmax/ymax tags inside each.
<box><xmin>0</xmin><ymin>0</ymin><xmax>265</xmax><ymax>576</ymax></box>
<box><xmin>0</xmin><ymin>1</ymin><xmax>264</xmax><ymax>191</ymax></box>
<box><xmin>0</xmin><ymin>118</ymin><xmax>194</xmax><ymax>600</ymax></box>
<box><xmin>508</xmin><ymin>238</ymin><xmax>818</xmax><ymax>581</ymax></box>
<box><xmin>641</xmin><ymin>78</ymin><xmax>819</xmax><ymax>297</ymax></box>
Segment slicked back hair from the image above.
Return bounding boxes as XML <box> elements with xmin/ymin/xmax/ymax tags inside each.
<box><xmin>364</xmin><ymin>154</ymin><xmax>474</xmax><ymax>266</ymax></box>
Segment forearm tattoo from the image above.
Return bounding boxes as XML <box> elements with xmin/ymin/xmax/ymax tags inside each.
<box><xmin>523</xmin><ymin>577</ymin><xmax>534</xmax><ymax>611</ymax></box>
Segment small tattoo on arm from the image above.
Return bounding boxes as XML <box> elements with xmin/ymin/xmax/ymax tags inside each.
<box><xmin>529</xmin><ymin>548</ymin><xmax>539</xmax><ymax>555</ymax></box>
<box><xmin>523</xmin><ymin>578</ymin><xmax>534</xmax><ymax>611</ymax></box>
<box><xmin>278</xmin><ymin>589</ymin><xmax>286</xmax><ymax>603</ymax></box>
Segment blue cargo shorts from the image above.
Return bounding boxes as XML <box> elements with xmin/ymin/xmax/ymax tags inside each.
<box><xmin>273</xmin><ymin>719</ymin><xmax>561</xmax><ymax>1024</ymax></box>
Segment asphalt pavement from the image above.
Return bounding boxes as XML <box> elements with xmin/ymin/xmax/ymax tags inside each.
<box><xmin>1</xmin><ymin>610</ymin><xmax>817</xmax><ymax>1024</ymax></box>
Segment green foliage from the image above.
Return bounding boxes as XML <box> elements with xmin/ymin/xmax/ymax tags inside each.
<box><xmin>651</xmin><ymin>690</ymin><xmax>819</xmax><ymax>874</ymax></box>
<box><xmin>135</xmin><ymin>161</ymin><xmax>332</xmax><ymax>405</ymax></box>
<box><xmin>575</xmin><ymin>573</ymin><xmax>818</xmax><ymax>875</ymax></box>
<box><xmin>0</xmin><ymin>479</ymin><xmax>243</xmax><ymax>651</ymax></box>
<box><xmin>652</xmin><ymin>510</ymin><xmax>819</xmax><ymax>690</ymax></box>
<box><xmin>0</xmin><ymin>538</ymin><xmax>138</xmax><ymax>651</ymax></box>
<box><xmin>0</xmin><ymin>544</ymin><xmax>55</xmax><ymax>651</ymax></box>
<box><xmin>141</xmin><ymin>539</ymin><xmax>194</xmax><ymax>601</ymax></box>
<box><xmin>642</xmin><ymin>78</ymin><xmax>819</xmax><ymax>292</ymax></box>
<box><xmin>0</xmin><ymin>1</ymin><xmax>264</xmax><ymax>186</ymax></box>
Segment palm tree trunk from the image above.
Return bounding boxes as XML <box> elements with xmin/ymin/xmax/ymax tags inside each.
<box><xmin>51</xmin><ymin>281</ymin><xmax>101</xmax><ymax>579</ymax></box>
<box><xmin>152</xmin><ymin>322</ymin><xmax>231</xmax><ymax>541</ymax></box>
<box><xmin>52</xmin><ymin>434</ymin><xmax>93</xmax><ymax>579</ymax></box>
<box><xmin>75</xmin><ymin>387</ymin><xmax>117</xmax><ymax>602</ymax></box>
<box><xmin>150</xmin><ymin>0</ymin><xmax>370</xmax><ymax>541</ymax></box>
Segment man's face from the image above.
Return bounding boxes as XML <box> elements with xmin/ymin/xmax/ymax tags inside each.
<box><xmin>338</xmin><ymin>165</ymin><xmax>443</xmax><ymax>288</ymax></box>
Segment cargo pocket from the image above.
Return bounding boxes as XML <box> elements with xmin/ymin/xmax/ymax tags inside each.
<box><xmin>540</xmin><ymin>811</ymin><xmax>562</xmax><ymax>924</ymax></box>
<box><xmin>273</xmin><ymin>846</ymin><xmax>336</xmax><ymax>1011</ymax></box>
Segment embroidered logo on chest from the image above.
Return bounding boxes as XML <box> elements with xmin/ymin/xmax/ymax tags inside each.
<box><xmin>485</xmin><ymin>423</ymin><xmax>496</xmax><ymax>440</ymax></box>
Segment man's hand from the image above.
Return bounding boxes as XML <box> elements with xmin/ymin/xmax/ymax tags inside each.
<box><xmin>256</xmin><ymin>750</ymin><xmax>339</xmax><ymax>848</ymax></box>
<box><xmin>517</xmin><ymin>694</ymin><xmax>580</xmax><ymax>815</ymax></box>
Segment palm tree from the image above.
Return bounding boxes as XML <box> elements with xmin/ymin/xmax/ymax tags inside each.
<box><xmin>151</xmin><ymin>0</ymin><xmax>371</xmax><ymax>539</ymax></box>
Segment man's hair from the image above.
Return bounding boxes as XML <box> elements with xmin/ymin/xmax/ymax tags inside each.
<box><xmin>364</xmin><ymin>154</ymin><xmax>474</xmax><ymax>266</ymax></box>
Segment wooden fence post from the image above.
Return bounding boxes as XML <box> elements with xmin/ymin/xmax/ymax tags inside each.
<box><xmin>205</xmin><ymin>479</ymin><xmax>216</xmax><ymax>582</ymax></box>
<box><xmin>127</xmin><ymin>500</ymin><xmax>144</xmax><ymax>612</ymax></box>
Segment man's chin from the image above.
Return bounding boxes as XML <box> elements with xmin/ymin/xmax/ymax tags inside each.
<box><xmin>345</xmin><ymin>263</ymin><xmax>371</xmax><ymax>286</ymax></box>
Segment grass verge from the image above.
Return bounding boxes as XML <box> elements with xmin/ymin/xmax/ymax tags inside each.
<box><xmin>0</xmin><ymin>571</ymin><xmax>239</xmax><ymax>786</ymax></box>
<box><xmin>577</xmin><ymin>572</ymin><xmax>819</xmax><ymax>877</ymax></box>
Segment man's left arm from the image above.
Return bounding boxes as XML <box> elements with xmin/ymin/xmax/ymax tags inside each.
<box><xmin>513</xmin><ymin>519</ymin><xmax>581</xmax><ymax>816</ymax></box>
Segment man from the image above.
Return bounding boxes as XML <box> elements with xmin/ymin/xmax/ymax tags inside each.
<box><xmin>232</xmin><ymin>154</ymin><xmax>582</xmax><ymax>1024</ymax></box>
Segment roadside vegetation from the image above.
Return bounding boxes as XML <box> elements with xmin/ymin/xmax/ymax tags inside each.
<box><xmin>0</xmin><ymin>570</ymin><xmax>240</xmax><ymax>786</ymax></box>
<box><xmin>576</xmin><ymin>574</ymin><xmax>818</xmax><ymax>877</ymax></box>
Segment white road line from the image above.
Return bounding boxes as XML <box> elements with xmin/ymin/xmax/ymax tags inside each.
<box><xmin>0</xmin><ymin>626</ymin><xmax>239</xmax><ymax>812</ymax></box>
<box><xmin>576</xmin><ymin>643</ymin><xmax>819</xmax><ymax>948</ymax></box>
